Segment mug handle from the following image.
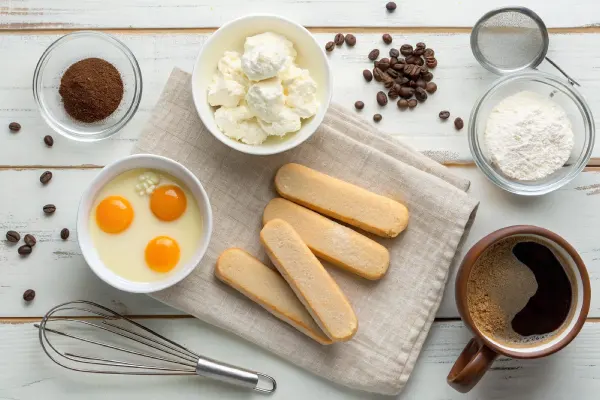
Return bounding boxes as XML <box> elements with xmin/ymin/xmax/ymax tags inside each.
<box><xmin>446</xmin><ymin>338</ymin><xmax>498</xmax><ymax>393</ymax></box>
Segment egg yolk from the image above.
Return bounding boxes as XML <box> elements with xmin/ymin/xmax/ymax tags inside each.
<box><xmin>145</xmin><ymin>236</ymin><xmax>180</xmax><ymax>273</ymax></box>
<box><xmin>150</xmin><ymin>185</ymin><xmax>187</xmax><ymax>222</ymax></box>
<box><xmin>96</xmin><ymin>196</ymin><xmax>134</xmax><ymax>234</ymax></box>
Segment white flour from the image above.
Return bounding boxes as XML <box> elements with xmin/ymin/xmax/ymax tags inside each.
<box><xmin>484</xmin><ymin>91</ymin><xmax>574</xmax><ymax>181</ymax></box>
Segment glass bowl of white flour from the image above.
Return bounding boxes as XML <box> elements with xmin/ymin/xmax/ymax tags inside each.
<box><xmin>469</xmin><ymin>72</ymin><xmax>594</xmax><ymax>195</ymax></box>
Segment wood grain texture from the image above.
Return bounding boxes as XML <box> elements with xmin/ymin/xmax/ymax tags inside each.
<box><xmin>1</xmin><ymin>0</ymin><xmax>599</xmax><ymax>29</ymax></box>
<box><xmin>1</xmin><ymin>167</ymin><xmax>599</xmax><ymax>318</ymax></box>
<box><xmin>0</xmin><ymin>318</ymin><xmax>598</xmax><ymax>399</ymax></box>
<box><xmin>1</xmin><ymin>32</ymin><xmax>599</xmax><ymax>166</ymax></box>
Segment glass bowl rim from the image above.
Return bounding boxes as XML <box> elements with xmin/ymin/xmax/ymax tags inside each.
<box><xmin>32</xmin><ymin>30</ymin><xmax>143</xmax><ymax>142</ymax></box>
<box><xmin>468</xmin><ymin>71</ymin><xmax>595</xmax><ymax>196</ymax></box>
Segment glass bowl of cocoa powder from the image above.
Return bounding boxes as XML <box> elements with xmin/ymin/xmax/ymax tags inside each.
<box><xmin>33</xmin><ymin>31</ymin><xmax>142</xmax><ymax>142</ymax></box>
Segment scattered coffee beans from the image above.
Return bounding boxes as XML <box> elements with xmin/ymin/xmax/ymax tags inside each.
<box><xmin>44</xmin><ymin>135</ymin><xmax>54</xmax><ymax>147</ymax></box>
<box><xmin>60</xmin><ymin>58</ymin><xmax>124</xmax><ymax>123</ymax></box>
<box><xmin>386</xmin><ymin>2</ymin><xmax>397</xmax><ymax>11</ymax></box>
<box><xmin>60</xmin><ymin>228</ymin><xmax>70</xmax><ymax>240</ymax></box>
<box><xmin>345</xmin><ymin>34</ymin><xmax>356</xmax><ymax>46</ymax></box>
<box><xmin>334</xmin><ymin>33</ymin><xmax>345</xmax><ymax>46</ymax></box>
<box><xmin>382</xmin><ymin>33</ymin><xmax>393</xmax><ymax>44</ymax></box>
<box><xmin>376</xmin><ymin>91</ymin><xmax>388</xmax><ymax>106</ymax></box>
<box><xmin>43</xmin><ymin>204</ymin><xmax>56</xmax><ymax>214</ymax></box>
<box><xmin>424</xmin><ymin>48</ymin><xmax>435</xmax><ymax>57</ymax></box>
<box><xmin>439</xmin><ymin>110</ymin><xmax>451</xmax><ymax>120</ymax></box>
<box><xmin>363</xmin><ymin>69</ymin><xmax>373</xmax><ymax>82</ymax></box>
<box><xmin>40</xmin><ymin>170</ymin><xmax>53</xmax><ymax>184</ymax></box>
<box><xmin>397</xmin><ymin>99</ymin><xmax>409</xmax><ymax>109</ymax></box>
<box><xmin>373</xmin><ymin>114</ymin><xmax>383</xmax><ymax>122</ymax></box>
<box><xmin>6</xmin><ymin>230</ymin><xmax>20</xmax><ymax>243</ymax></box>
<box><xmin>355</xmin><ymin>101</ymin><xmax>365</xmax><ymax>110</ymax></box>
<box><xmin>400</xmin><ymin>44</ymin><xmax>413</xmax><ymax>56</ymax></box>
<box><xmin>454</xmin><ymin>117</ymin><xmax>464</xmax><ymax>130</ymax></box>
<box><xmin>408</xmin><ymin>99</ymin><xmax>418</xmax><ymax>108</ymax></box>
<box><xmin>415</xmin><ymin>87</ymin><xmax>428</xmax><ymax>102</ymax></box>
<box><xmin>9</xmin><ymin>122</ymin><xmax>21</xmax><ymax>132</ymax></box>
<box><xmin>24</xmin><ymin>234</ymin><xmax>36</xmax><ymax>247</ymax></box>
<box><xmin>18</xmin><ymin>245</ymin><xmax>32</xmax><ymax>256</ymax></box>
<box><xmin>368</xmin><ymin>49</ymin><xmax>380</xmax><ymax>61</ymax></box>
<box><xmin>23</xmin><ymin>289</ymin><xmax>35</xmax><ymax>302</ymax></box>
<box><xmin>425</xmin><ymin>82</ymin><xmax>437</xmax><ymax>93</ymax></box>
<box><xmin>325</xmin><ymin>41</ymin><xmax>335</xmax><ymax>52</ymax></box>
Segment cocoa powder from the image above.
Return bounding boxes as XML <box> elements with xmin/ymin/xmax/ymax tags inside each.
<box><xmin>59</xmin><ymin>58</ymin><xmax>124</xmax><ymax>123</ymax></box>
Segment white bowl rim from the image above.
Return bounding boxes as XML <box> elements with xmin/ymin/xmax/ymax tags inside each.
<box><xmin>76</xmin><ymin>154</ymin><xmax>213</xmax><ymax>293</ymax></box>
<box><xmin>468</xmin><ymin>71</ymin><xmax>595</xmax><ymax>196</ymax></box>
<box><xmin>191</xmin><ymin>13</ymin><xmax>333</xmax><ymax>156</ymax></box>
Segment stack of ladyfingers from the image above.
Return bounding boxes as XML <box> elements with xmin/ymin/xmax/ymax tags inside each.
<box><xmin>215</xmin><ymin>163</ymin><xmax>410</xmax><ymax>344</ymax></box>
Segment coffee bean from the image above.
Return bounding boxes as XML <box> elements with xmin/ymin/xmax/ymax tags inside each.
<box><xmin>392</xmin><ymin>63</ymin><xmax>405</xmax><ymax>72</ymax></box>
<box><xmin>383</xmin><ymin>79</ymin><xmax>395</xmax><ymax>89</ymax></box>
<box><xmin>395</xmin><ymin>76</ymin><xmax>410</xmax><ymax>86</ymax></box>
<box><xmin>325</xmin><ymin>41</ymin><xmax>335</xmax><ymax>52</ymax></box>
<box><xmin>426</xmin><ymin>57</ymin><xmax>438</xmax><ymax>68</ymax></box>
<box><xmin>23</xmin><ymin>289</ymin><xmax>35</xmax><ymax>302</ymax></box>
<box><xmin>9</xmin><ymin>122</ymin><xmax>21</xmax><ymax>132</ymax></box>
<box><xmin>376</xmin><ymin>91</ymin><xmax>388</xmax><ymax>106</ymax></box>
<box><xmin>422</xmin><ymin>71</ymin><xmax>434</xmax><ymax>82</ymax></box>
<box><xmin>454</xmin><ymin>117</ymin><xmax>464</xmax><ymax>130</ymax></box>
<box><xmin>373</xmin><ymin>114</ymin><xmax>382</xmax><ymax>122</ymax></box>
<box><xmin>44</xmin><ymin>135</ymin><xmax>54</xmax><ymax>147</ymax></box>
<box><xmin>334</xmin><ymin>33</ymin><xmax>345</xmax><ymax>46</ymax></box>
<box><xmin>409</xmin><ymin>80</ymin><xmax>417</xmax><ymax>88</ymax></box>
<box><xmin>388</xmin><ymin>88</ymin><xmax>399</xmax><ymax>99</ymax></box>
<box><xmin>400</xmin><ymin>44</ymin><xmax>413</xmax><ymax>56</ymax></box>
<box><xmin>398</xmin><ymin>87</ymin><xmax>415</xmax><ymax>99</ymax></box>
<box><xmin>413</xmin><ymin>48</ymin><xmax>425</xmax><ymax>56</ymax></box>
<box><xmin>386</xmin><ymin>68</ymin><xmax>399</xmax><ymax>79</ymax></box>
<box><xmin>415</xmin><ymin>87</ymin><xmax>428</xmax><ymax>102</ymax></box>
<box><xmin>393</xmin><ymin>83</ymin><xmax>402</xmax><ymax>92</ymax></box>
<box><xmin>386</xmin><ymin>2</ymin><xmax>397</xmax><ymax>11</ymax></box>
<box><xmin>354</xmin><ymin>101</ymin><xmax>365</xmax><ymax>110</ymax></box>
<box><xmin>6</xmin><ymin>230</ymin><xmax>20</xmax><ymax>243</ymax></box>
<box><xmin>24</xmin><ymin>234</ymin><xmax>36</xmax><ymax>247</ymax></box>
<box><xmin>408</xmin><ymin>99</ymin><xmax>418</xmax><ymax>108</ymax></box>
<box><xmin>382</xmin><ymin>34</ymin><xmax>393</xmax><ymax>44</ymax></box>
<box><xmin>407</xmin><ymin>55</ymin><xmax>424</xmax><ymax>65</ymax></box>
<box><xmin>368</xmin><ymin>49</ymin><xmax>380</xmax><ymax>60</ymax></box>
<box><xmin>18</xmin><ymin>245</ymin><xmax>32</xmax><ymax>256</ymax></box>
<box><xmin>426</xmin><ymin>82</ymin><xmax>438</xmax><ymax>93</ymax></box>
<box><xmin>345</xmin><ymin>34</ymin><xmax>356</xmax><ymax>46</ymax></box>
<box><xmin>40</xmin><ymin>170</ymin><xmax>53</xmax><ymax>184</ymax></box>
<box><xmin>439</xmin><ymin>110</ymin><xmax>451</xmax><ymax>120</ymax></box>
<box><xmin>60</xmin><ymin>228</ymin><xmax>70</xmax><ymax>240</ymax></box>
<box><xmin>404</xmin><ymin>64</ymin><xmax>421</xmax><ymax>79</ymax></box>
<box><xmin>416</xmin><ymin>42</ymin><xmax>426</xmax><ymax>49</ymax></box>
<box><xmin>416</xmin><ymin>79</ymin><xmax>427</xmax><ymax>89</ymax></box>
<box><xmin>389</xmin><ymin>48</ymin><xmax>400</xmax><ymax>58</ymax></box>
<box><xmin>397</xmin><ymin>99</ymin><xmax>409</xmax><ymax>109</ymax></box>
<box><xmin>43</xmin><ymin>204</ymin><xmax>56</xmax><ymax>214</ymax></box>
<box><xmin>389</xmin><ymin>57</ymin><xmax>398</xmax><ymax>66</ymax></box>
<box><xmin>363</xmin><ymin>69</ymin><xmax>373</xmax><ymax>82</ymax></box>
<box><xmin>424</xmin><ymin>48</ymin><xmax>435</xmax><ymax>57</ymax></box>
<box><xmin>378</xmin><ymin>58</ymin><xmax>390</xmax><ymax>71</ymax></box>
<box><xmin>373</xmin><ymin>68</ymin><xmax>384</xmax><ymax>82</ymax></box>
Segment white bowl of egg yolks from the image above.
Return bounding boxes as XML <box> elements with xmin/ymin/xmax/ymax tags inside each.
<box><xmin>77</xmin><ymin>154</ymin><xmax>213</xmax><ymax>293</ymax></box>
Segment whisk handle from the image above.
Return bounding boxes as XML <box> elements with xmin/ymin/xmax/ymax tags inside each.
<box><xmin>196</xmin><ymin>356</ymin><xmax>276</xmax><ymax>394</ymax></box>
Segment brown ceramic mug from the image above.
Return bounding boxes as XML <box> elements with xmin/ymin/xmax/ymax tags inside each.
<box><xmin>447</xmin><ymin>225</ymin><xmax>591</xmax><ymax>393</ymax></box>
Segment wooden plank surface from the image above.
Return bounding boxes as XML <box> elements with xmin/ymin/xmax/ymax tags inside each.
<box><xmin>0</xmin><ymin>318</ymin><xmax>598</xmax><ymax>399</ymax></box>
<box><xmin>1</xmin><ymin>0</ymin><xmax>599</xmax><ymax>29</ymax></box>
<box><xmin>2</xmin><ymin>166</ymin><xmax>599</xmax><ymax>318</ymax></box>
<box><xmin>1</xmin><ymin>32</ymin><xmax>599</xmax><ymax>166</ymax></box>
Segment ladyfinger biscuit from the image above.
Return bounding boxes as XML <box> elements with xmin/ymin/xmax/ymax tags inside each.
<box><xmin>274</xmin><ymin>163</ymin><xmax>409</xmax><ymax>238</ymax></box>
<box><xmin>260</xmin><ymin>219</ymin><xmax>358</xmax><ymax>342</ymax></box>
<box><xmin>216</xmin><ymin>248</ymin><xmax>332</xmax><ymax>345</ymax></box>
<box><xmin>263</xmin><ymin>198</ymin><xmax>390</xmax><ymax>280</ymax></box>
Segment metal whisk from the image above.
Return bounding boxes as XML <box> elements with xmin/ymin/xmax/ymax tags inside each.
<box><xmin>35</xmin><ymin>300</ymin><xmax>276</xmax><ymax>394</ymax></box>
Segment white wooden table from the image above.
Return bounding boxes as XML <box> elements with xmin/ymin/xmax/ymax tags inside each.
<box><xmin>1</xmin><ymin>1</ymin><xmax>600</xmax><ymax>399</ymax></box>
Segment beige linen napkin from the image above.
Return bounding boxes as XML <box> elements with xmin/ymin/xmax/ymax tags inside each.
<box><xmin>133</xmin><ymin>68</ymin><xmax>479</xmax><ymax>395</ymax></box>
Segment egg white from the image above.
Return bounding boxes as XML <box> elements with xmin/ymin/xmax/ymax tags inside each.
<box><xmin>89</xmin><ymin>168</ymin><xmax>203</xmax><ymax>282</ymax></box>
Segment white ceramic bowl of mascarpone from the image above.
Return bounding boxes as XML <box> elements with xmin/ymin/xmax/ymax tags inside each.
<box><xmin>191</xmin><ymin>14</ymin><xmax>332</xmax><ymax>155</ymax></box>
